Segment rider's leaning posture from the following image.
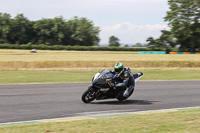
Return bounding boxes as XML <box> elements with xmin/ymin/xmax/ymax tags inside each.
<box><xmin>112</xmin><ymin>63</ymin><xmax>135</xmax><ymax>97</ymax></box>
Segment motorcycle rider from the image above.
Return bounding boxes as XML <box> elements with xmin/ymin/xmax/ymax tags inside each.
<box><xmin>112</xmin><ymin>62</ymin><xmax>135</xmax><ymax>98</ymax></box>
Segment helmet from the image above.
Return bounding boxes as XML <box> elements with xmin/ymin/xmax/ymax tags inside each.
<box><xmin>114</xmin><ymin>63</ymin><xmax>124</xmax><ymax>74</ymax></box>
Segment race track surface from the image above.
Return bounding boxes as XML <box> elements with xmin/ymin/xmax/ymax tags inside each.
<box><xmin>0</xmin><ymin>80</ymin><xmax>200</xmax><ymax>123</ymax></box>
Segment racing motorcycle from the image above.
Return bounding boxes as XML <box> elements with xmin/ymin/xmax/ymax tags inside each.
<box><xmin>81</xmin><ymin>69</ymin><xmax>143</xmax><ymax>103</ymax></box>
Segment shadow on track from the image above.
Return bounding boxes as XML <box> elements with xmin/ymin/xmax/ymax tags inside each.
<box><xmin>91</xmin><ymin>99</ymin><xmax>159</xmax><ymax>105</ymax></box>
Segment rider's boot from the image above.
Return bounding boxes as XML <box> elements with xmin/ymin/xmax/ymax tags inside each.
<box><xmin>123</xmin><ymin>85</ymin><xmax>134</xmax><ymax>97</ymax></box>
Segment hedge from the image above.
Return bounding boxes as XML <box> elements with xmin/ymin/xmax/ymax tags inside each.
<box><xmin>0</xmin><ymin>44</ymin><xmax>166</xmax><ymax>51</ymax></box>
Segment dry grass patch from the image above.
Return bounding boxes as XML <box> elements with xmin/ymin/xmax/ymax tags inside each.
<box><xmin>0</xmin><ymin>61</ymin><xmax>200</xmax><ymax>70</ymax></box>
<box><xmin>0</xmin><ymin>49</ymin><xmax>199</xmax><ymax>61</ymax></box>
<box><xmin>0</xmin><ymin>49</ymin><xmax>200</xmax><ymax>69</ymax></box>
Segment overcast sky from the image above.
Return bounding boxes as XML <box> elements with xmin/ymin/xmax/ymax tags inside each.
<box><xmin>0</xmin><ymin>0</ymin><xmax>170</xmax><ymax>44</ymax></box>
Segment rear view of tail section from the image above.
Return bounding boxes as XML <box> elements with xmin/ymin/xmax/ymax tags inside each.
<box><xmin>132</xmin><ymin>72</ymin><xmax>143</xmax><ymax>83</ymax></box>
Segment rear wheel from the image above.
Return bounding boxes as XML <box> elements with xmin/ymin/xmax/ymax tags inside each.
<box><xmin>82</xmin><ymin>89</ymin><xmax>96</xmax><ymax>103</ymax></box>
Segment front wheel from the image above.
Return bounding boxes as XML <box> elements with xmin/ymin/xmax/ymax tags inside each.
<box><xmin>81</xmin><ymin>88</ymin><xmax>96</xmax><ymax>103</ymax></box>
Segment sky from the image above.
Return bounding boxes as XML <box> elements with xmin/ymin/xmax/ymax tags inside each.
<box><xmin>0</xmin><ymin>0</ymin><xmax>170</xmax><ymax>45</ymax></box>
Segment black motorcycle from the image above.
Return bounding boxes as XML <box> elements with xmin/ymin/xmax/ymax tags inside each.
<box><xmin>81</xmin><ymin>69</ymin><xmax>143</xmax><ymax>103</ymax></box>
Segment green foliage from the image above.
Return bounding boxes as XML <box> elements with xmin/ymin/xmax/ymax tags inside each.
<box><xmin>0</xmin><ymin>13</ymin><xmax>12</xmax><ymax>43</ymax></box>
<box><xmin>164</xmin><ymin>0</ymin><xmax>200</xmax><ymax>51</ymax></box>
<box><xmin>66</xmin><ymin>17</ymin><xmax>100</xmax><ymax>46</ymax></box>
<box><xmin>146</xmin><ymin>37</ymin><xmax>157</xmax><ymax>49</ymax></box>
<box><xmin>109</xmin><ymin>36</ymin><xmax>120</xmax><ymax>47</ymax></box>
<box><xmin>146</xmin><ymin>30</ymin><xmax>176</xmax><ymax>51</ymax></box>
<box><xmin>146</xmin><ymin>0</ymin><xmax>200</xmax><ymax>51</ymax></box>
<box><xmin>159</xmin><ymin>30</ymin><xmax>177</xmax><ymax>48</ymax></box>
<box><xmin>146</xmin><ymin>37</ymin><xmax>165</xmax><ymax>50</ymax></box>
<box><xmin>0</xmin><ymin>44</ymin><xmax>155</xmax><ymax>51</ymax></box>
<box><xmin>0</xmin><ymin>13</ymin><xmax>100</xmax><ymax>46</ymax></box>
<box><xmin>10</xmin><ymin>14</ymin><xmax>33</xmax><ymax>44</ymax></box>
<box><xmin>135</xmin><ymin>43</ymin><xmax>142</xmax><ymax>47</ymax></box>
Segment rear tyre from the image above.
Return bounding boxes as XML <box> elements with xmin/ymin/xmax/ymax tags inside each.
<box><xmin>81</xmin><ymin>89</ymin><xmax>96</xmax><ymax>103</ymax></box>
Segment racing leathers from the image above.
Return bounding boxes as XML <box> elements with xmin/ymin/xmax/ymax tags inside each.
<box><xmin>113</xmin><ymin>67</ymin><xmax>135</xmax><ymax>97</ymax></box>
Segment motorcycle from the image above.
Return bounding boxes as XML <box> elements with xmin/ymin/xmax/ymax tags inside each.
<box><xmin>81</xmin><ymin>69</ymin><xmax>143</xmax><ymax>103</ymax></box>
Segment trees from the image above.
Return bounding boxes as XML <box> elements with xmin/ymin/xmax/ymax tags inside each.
<box><xmin>0</xmin><ymin>13</ymin><xmax>100</xmax><ymax>46</ymax></box>
<box><xmin>33</xmin><ymin>17</ymin><xmax>67</xmax><ymax>45</ymax></box>
<box><xmin>32</xmin><ymin>16</ymin><xmax>100</xmax><ymax>46</ymax></box>
<box><xmin>0</xmin><ymin>13</ymin><xmax>12</xmax><ymax>43</ymax></box>
<box><xmin>146</xmin><ymin>37</ymin><xmax>165</xmax><ymax>50</ymax></box>
<box><xmin>109</xmin><ymin>36</ymin><xmax>120</xmax><ymax>47</ymax></box>
<box><xmin>146</xmin><ymin>0</ymin><xmax>200</xmax><ymax>51</ymax></box>
<box><xmin>164</xmin><ymin>0</ymin><xmax>200</xmax><ymax>51</ymax></box>
<box><xmin>146</xmin><ymin>30</ymin><xmax>176</xmax><ymax>50</ymax></box>
<box><xmin>146</xmin><ymin>37</ymin><xmax>156</xmax><ymax>49</ymax></box>
<box><xmin>0</xmin><ymin>13</ymin><xmax>34</xmax><ymax>44</ymax></box>
<box><xmin>66</xmin><ymin>17</ymin><xmax>100</xmax><ymax>46</ymax></box>
<box><xmin>159</xmin><ymin>30</ymin><xmax>176</xmax><ymax>48</ymax></box>
<box><xmin>135</xmin><ymin>43</ymin><xmax>143</xmax><ymax>47</ymax></box>
<box><xmin>10</xmin><ymin>14</ymin><xmax>33</xmax><ymax>44</ymax></box>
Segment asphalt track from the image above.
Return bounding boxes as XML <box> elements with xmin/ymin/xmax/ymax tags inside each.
<box><xmin>0</xmin><ymin>80</ymin><xmax>200</xmax><ymax>123</ymax></box>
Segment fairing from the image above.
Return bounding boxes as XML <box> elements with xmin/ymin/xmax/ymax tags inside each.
<box><xmin>92</xmin><ymin>70</ymin><xmax>114</xmax><ymax>88</ymax></box>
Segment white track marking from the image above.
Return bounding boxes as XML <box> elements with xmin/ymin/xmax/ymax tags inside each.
<box><xmin>75</xmin><ymin>109</ymin><xmax>138</xmax><ymax>116</ymax></box>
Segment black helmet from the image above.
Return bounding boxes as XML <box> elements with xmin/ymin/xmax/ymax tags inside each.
<box><xmin>114</xmin><ymin>62</ymin><xmax>124</xmax><ymax>74</ymax></box>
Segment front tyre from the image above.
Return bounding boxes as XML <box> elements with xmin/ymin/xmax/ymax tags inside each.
<box><xmin>81</xmin><ymin>89</ymin><xmax>96</xmax><ymax>103</ymax></box>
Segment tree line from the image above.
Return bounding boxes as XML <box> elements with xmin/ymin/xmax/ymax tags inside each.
<box><xmin>1</xmin><ymin>0</ymin><xmax>200</xmax><ymax>51</ymax></box>
<box><xmin>0</xmin><ymin>13</ymin><xmax>100</xmax><ymax>46</ymax></box>
<box><xmin>147</xmin><ymin>0</ymin><xmax>200</xmax><ymax>51</ymax></box>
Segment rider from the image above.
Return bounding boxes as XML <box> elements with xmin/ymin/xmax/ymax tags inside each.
<box><xmin>112</xmin><ymin>62</ymin><xmax>135</xmax><ymax>97</ymax></box>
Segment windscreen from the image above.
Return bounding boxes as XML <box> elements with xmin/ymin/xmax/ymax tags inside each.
<box><xmin>96</xmin><ymin>70</ymin><xmax>113</xmax><ymax>80</ymax></box>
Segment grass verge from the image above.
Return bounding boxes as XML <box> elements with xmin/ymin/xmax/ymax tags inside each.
<box><xmin>0</xmin><ymin>69</ymin><xmax>200</xmax><ymax>84</ymax></box>
<box><xmin>0</xmin><ymin>109</ymin><xmax>200</xmax><ymax>133</ymax></box>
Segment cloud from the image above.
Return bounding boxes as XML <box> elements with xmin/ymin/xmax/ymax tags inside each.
<box><xmin>101</xmin><ymin>22</ymin><xmax>170</xmax><ymax>31</ymax></box>
<box><xmin>99</xmin><ymin>22</ymin><xmax>170</xmax><ymax>44</ymax></box>
<box><xmin>0</xmin><ymin>0</ymin><xmax>168</xmax><ymax>20</ymax></box>
<box><xmin>0</xmin><ymin>0</ymin><xmax>169</xmax><ymax>45</ymax></box>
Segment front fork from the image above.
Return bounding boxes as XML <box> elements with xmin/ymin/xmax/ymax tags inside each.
<box><xmin>88</xmin><ymin>86</ymin><xmax>100</xmax><ymax>98</ymax></box>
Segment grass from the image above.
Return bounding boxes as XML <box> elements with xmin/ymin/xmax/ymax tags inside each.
<box><xmin>0</xmin><ymin>49</ymin><xmax>200</xmax><ymax>61</ymax></box>
<box><xmin>0</xmin><ymin>49</ymin><xmax>200</xmax><ymax>69</ymax></box>
<box><xmin>0</xmin><ymin>69</ymin><xmax>200</xmax><ymax>84</ymax></box>
<box><xmin>0</xmin><ymin>49</ymin><xmax>200</xmax><ymax>132</ymax></box>
<box><xmin>0</xmin><ymin>109</ymin><xmax>200</xmax><ymax>133</ymax></box>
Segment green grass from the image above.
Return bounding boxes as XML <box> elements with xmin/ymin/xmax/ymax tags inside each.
<box><xmin>0</xmin><ymin>69</ymin><xmax>200</xmax><ymax>84</ymax></box>
<box><xmin>0</xmin><ymin>109</ymin><xmax>200</xmax><ymax>133</ymax></box>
